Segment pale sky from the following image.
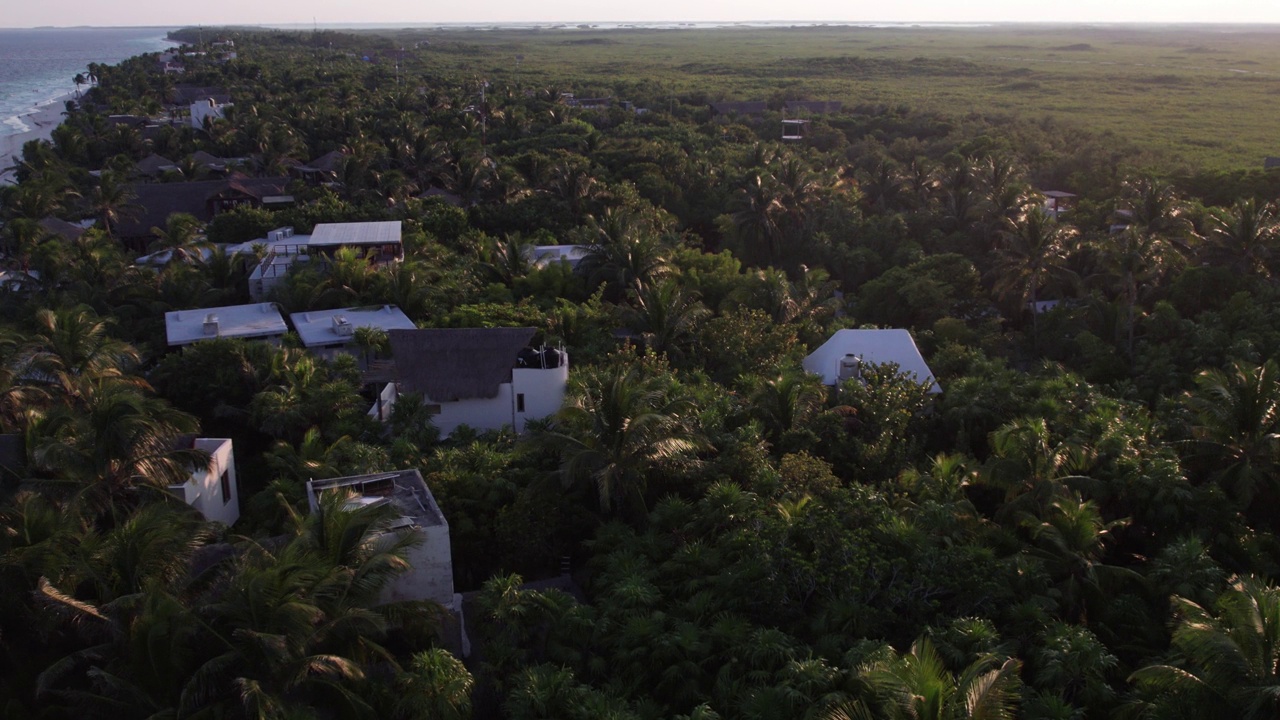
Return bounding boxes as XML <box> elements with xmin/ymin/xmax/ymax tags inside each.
<box><xmin>4</xmin><ymin>0</ymin><xmax>1280</xmax><ymax>28</ymax></box>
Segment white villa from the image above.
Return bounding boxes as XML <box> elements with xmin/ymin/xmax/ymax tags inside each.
<box><xmin>306</xmin><ymin>470</ymin><xmax>456</xmax><ymax>608</ymax></box>
<box><xmin>242</xmin><ymin>223</ymin><xmax>403</xmax><ymax>301</ymax></box>
<box><xmin>190</xmin><ymin>98</ymin><xmax>232</xmax><ymax>130</ymax></box>
<box><xmin>372</xmin><ymin>327</ymin><xmax>568</xmax><ymax>436</ymax></box>
<box><xmin>290</xmin><ymin>305</ymin><xmax>417</xmax><ymax>363</ymax></box>
<box><xmin>169</xmin><ymin>437</ymin><xmax>240</xmax><ymax>526</ymax></box>
<box><xmin>804</xmin><ymin>329</ymin><xmax>942</xmax><ymax>394</ymax></box>
<box><xmin>165</xmin><ymin>302</ymin><xmax>287</xmax><ymax>347</ymax></box>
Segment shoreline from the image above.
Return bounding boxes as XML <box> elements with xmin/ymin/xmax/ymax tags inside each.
<box><xmin>0</xmin><ymin>91</ymin><xmax>77</xmax><ymax>186</ymax></box>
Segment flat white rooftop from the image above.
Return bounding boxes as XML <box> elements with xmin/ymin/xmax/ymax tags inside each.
<box><xmin>308</xmin><ymin>221</ymin><xmax>402</xmax><ymax>248</ymax></box>
<box><xmin>166</xmin><ymin>303</ymin><xmax>288</xmax><ymax>346</ymax></box>
<box><xmin>290</xmin><ymin>305</ymin><xmax>418</xmax><ymax>348</ymax></box>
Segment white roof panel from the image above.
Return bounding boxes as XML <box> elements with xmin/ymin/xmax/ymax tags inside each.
<box><xmin>308</xmin><ymin>221</ymin><xmax>402</xmax><ymax>247</ymax></box>
<box><xmin>290</xmin><ymin>305</ymin><xmax>417</xmax><ymax>348</ymax></box>
<box><xmin>166</xmin><ymin>303</ymin><xmax>287</xmax><ymax>346</ymax></box>
<box><xmin>803</xmin><ymin>329</ymin><xmax>941</xmax><ymax>393</ymax></box>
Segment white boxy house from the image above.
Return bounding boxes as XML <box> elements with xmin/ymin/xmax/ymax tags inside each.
<box><xmin>804</xmin><ymin>328</ymin><xmax>942</xmax><ymax>394</ymax></box>
<box><xmin>290</xmin><ymin>305</ymin><xmax>417</xmax><ymax>364</ymax></box>
<box><xmin>306</xmin><ymin>471</ymin><xmax>455</xmax><ymax>608</ymax></box>
<box><xmin>373</xmin><ymin>328</ymin><xmax>568</xmax><ymax>436</ymax></box>
<box><xmin>169</xmin><ymin>437</ymin><xmax>240</xmax><ymax>526</ymax></box>
<box><xmin>165</xmin><ymin>302</ymin><xmax>288</xmax><ymax>347</ymax></box>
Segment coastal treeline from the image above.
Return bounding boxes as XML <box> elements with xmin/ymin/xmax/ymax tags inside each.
<box><xmin>2</xmin><ymin>25</ymin><xmax>1280</xmax><ymax>719</ymax></box>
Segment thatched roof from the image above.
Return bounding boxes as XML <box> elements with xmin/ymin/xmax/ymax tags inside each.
<box><xmin>307</xmin><ymin>150</ymin><xmax>347</xmax><ymax>173</ymax></box>
<box><xmin>116</xmin><ymin>175</ymin><xmax>291</xmax><ymax>240</ymax></box>
<box><xmin>135</xmin><ymin>153</ymin><xmax>177</xmax><ymax>176</ymax></box>
<box><xmin>37</xmin><ymin>217</ymin><xmax>85</xmax><ymax>242</ymax></box>
<box><xmin>389</xmin><ymin>328</ymin><xmax>536</xmax><ymax>401</ymax></box>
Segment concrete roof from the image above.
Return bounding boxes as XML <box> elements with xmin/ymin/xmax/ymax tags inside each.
<box><xmin>166</xmin><ymin>302</ymin><xmax>287</xmax><ymax>346</ymax></box>
<box><xmin>803</xmin><ymin>329</ymin><xmax>941</xmax><ymax>393</ymax></box>
<box><xmin>308</xmin><ymin>221</ymin><xmax>402</xmax><ymax>248</ymax></box>
<box><xmin>290</xmin><ymin>305</ymin><xmax>418</xmax><ymax>348</ymax></box>
<box><xmin>307</xmin><ymin>470</ymin><xmax>445</xmax><ymax>529</ymax></box>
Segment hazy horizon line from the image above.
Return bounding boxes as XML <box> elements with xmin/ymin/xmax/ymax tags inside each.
<box><xmin>7</xmin><ymin>19</ymin><xmax>1280</xmax><ymax>31</ymax></box>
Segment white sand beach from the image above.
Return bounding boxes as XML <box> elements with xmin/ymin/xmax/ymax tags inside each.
<box><xmin>0</xmin><ymin>92</ymin><xmax>77</xmax><ymax>186</ymax></box>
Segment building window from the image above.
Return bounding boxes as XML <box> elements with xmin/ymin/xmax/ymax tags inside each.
<box><xmin>220</xmin><ymin>470</ymin><xmax>231</xmax><ymax>505</ymax></box>
<box><xmin>516</xmin><ymin>393</ymin><xmax>526</xmax><ymax>413</ymax></box>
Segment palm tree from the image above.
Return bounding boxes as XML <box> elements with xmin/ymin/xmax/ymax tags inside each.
<box><xmin>826</xmin><ymin>637</ymin><xmax>1021</xmax><ymax>720</ymax></box>
<box><xmin>579</xmin><ymin>213</ymin><xmax>672</xmax><ymax>299</ymax></box>
<box><xmin>1025</xmin><ymin>495</ymin><xmax>1136</xmax><ymax>624</ymax></box>
<box><xmin>479</xmin><ymin>233</ymin><xmax>534</xmax><ymax>286</ymax></box>
<box><xmin>148</xmin><ymin>212</ymin><xmax>209</xmax><ymax>265</ymax></box>
<box><xmin>1184</xmin><ymin>359</ymin><xmax>1280</xmax><ymax>510</ymax></box>
<box><xmin>1201</xmin><ymin>198</ymin><xmax>1279</xmax><ymax>278</ymax></box>
<box><xmin>625</xmin><ymin>279</ymin><xmax>709</xmax><ymax>362</ymax></box>
<box><xmin>979</xmin><ymin>417</ymin><xmax>1091</xmax><ymax>524</ymax></box>
<box><xmin>25</xmin><ymin>306</ymin><xmax>142</xmax><ymax>402</ymax></box>
<box><xmin>29</xmin><ymin>380</ymin><xmax>202</xmax><ymax>517</ymax></box>
<box><xmin>535</xmin><ymin>362</ymin><xmax>701</xmax><ymax>518</ymax></box>
<box><xmin>391</xmin><ymin>649</ymin><xmax>475</xmax><ymax>720</ymax></box>
<box><xmin>1129</xmin><ymin>575</ymin><xmax>1280</xmax><ymax>720</ymax></box>
<box><xmin>989</xmin><ymin>207</ymin><xmax>1078</xmax><ymax>345</ymax></box>
<box><xmin>746</xmin><ymin>368</ymin><xmax>827</xmax><ymax>446</ymax></box>
<box><xmin>88</xmin><ymin>171</ymin><xmax>138</xmax><ymax>238</ymax></box>
<box><xmin>731</xmin><ymin>173</ymin><xmax>784</xmax><ymax>266</ymax></box>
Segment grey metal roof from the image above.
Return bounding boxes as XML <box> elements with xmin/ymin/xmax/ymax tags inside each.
<box><xmin>308</xmin><ymin>221</ymin><xmax>403</xmax><ymax>247</ymax></box>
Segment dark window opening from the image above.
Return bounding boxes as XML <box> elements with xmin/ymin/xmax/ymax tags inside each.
<box><xmin>516</xmin><ymin>393</ymin><xmax>526</xmax><ymax>413</ymax></box>
<box><xmin>220</xmin><ymin>470</ymin><xmax>231</xmax><ymax>505</ymax></box>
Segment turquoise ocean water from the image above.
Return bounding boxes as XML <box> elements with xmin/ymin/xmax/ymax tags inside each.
<box><xmin>0</xmin><ymin>27</ymin><xmax>176</xmax><ymax>138</ymax></box>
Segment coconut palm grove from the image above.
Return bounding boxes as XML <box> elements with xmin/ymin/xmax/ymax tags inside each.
<box><xmin>4</xmin><ymin>24</ymin><xmax>1280</xmax><ymax>720</ymax></box>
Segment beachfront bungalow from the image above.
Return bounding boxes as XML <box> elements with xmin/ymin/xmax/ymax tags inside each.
<box><xmin>164</xmin><ymin>302</ymin><xmax>287</xmax><ymax>347</ymax></box>
<box><xmin>290</xmin><ymin>305</ymin><xmax>417</xmax><ymax>364</ymax></box>
<box><xmin>371</xmin><ymin>327</ymin><xmax>569</xmax><ymax>436</ymax></box>
<box><xmin>169</xmin><ymin>437</ymin><xmax>240</xmax><ymax>526</ymax></box>
<box><xmin>803</xmin><ymin>329</ymin><xmax>942</xmax><ymax>394</ymax></box>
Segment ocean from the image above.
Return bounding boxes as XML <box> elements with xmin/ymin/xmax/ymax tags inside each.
<box><xmin>0</xmin><ymin>27</ymin><xmax>176</xmax><ymax>138</ymax></box>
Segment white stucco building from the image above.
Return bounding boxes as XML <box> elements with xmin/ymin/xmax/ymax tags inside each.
<box><xmin>169</xmin><ymin>437</ymin><xmax>240</xmax><ymax>526</ymax></box>
<box><xmin>165</xmin><ymin>302</ymin><xmax>288</xmax><ymax>347</ymax></box>
<box><xmin>290</xmin><ymin>305</ymin><xmax>417</xmax><ymax>363</ymax></box>
<box><xmin>373</xmin><ymin>327</ymin><xmax>568</xmax><ymax>436</ymax></box>
<box><xmin>190</xmin><ymin>98</ymin><xmax>231</xmax><ymax>130</ymax></box>
<box><xmin>306</xmin><ymin>470</ymin><xmax>456</xmax><ymax>608</ymax></box>
<box><xmin>804</xmin><ymin>328</ymin><xmax>942</xmax><ymax>394</ymax></box>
